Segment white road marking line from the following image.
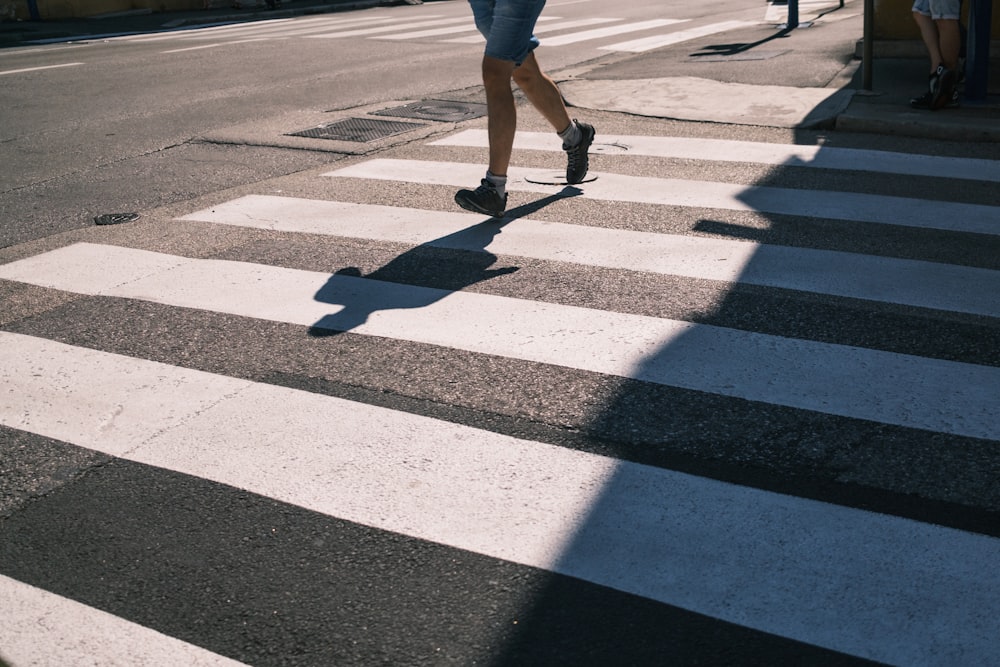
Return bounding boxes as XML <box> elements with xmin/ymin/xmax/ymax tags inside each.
<box><xmin>303</xmin><ymin>15</ymin><xmax>472</xmax><ymax>39</ymax></box>
<box><xmin>2</xmin><ymin>243</ymin><xmax>999</xmax><ymax>440</ymax></box>
<box><xmin>160</xmin><ymin>38</ymin><xmax>269</xmax><ymax>53</ymax></box>
<box><xmin>443</xmin><ymin>17</ymin><xmax>622</xmax><ymax>44</ymax></box>
<box><xmin>379</xmin><ymin>15</ymin><xmax>568</xmax><ymax>41</ymax></box>
<box><xmin>603</xmin><ymin>20</ymin><xmax>757</xmax><ymax>52</ymax></box>
<box><xmin>431</xmin><ymin>129</ymin><xmax>1000</xmax><ymax>182</ymax></box>
<box><xmin>112</xmin><ymin>13</ymin><xmax>400</xmax><ymax>43</ymax></box>
<box><xmin>180</xmin><ymin>194</ymin><xmax>1000</xmax><ymax>318</ymax></box>
<box><xmin>2</xmin><ymin>331</ymin><xmax>999</xmax><ymax>666</ymax></box>
<box><xmin>0</xmin><ymin>62</ymin><xmax>83</xmax><ymax>76</ymax></box>
<box><xmin>0</xmin><ymin>574</ymin><xmax>249</xmax><ymax>667</ymax></box>
<box><xmin>110</xmin><ymin>17</ymin><xmax>297</xmax><ymax>42</ymax></box>
<box><xmin>541</xmin><ymin>19</ymin><xmax>688</xmax><ymax>46</ymax></box>
<box><xmin>327</xmin><ymin>158</ymin><xmax>1000</xmax><ymax>235</ymax></box>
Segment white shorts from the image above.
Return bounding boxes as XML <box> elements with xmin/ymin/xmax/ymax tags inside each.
<box><xmin>912</xmin><ymin>0</ymin><xmax>961</xmax><ymax>20</ymax></box>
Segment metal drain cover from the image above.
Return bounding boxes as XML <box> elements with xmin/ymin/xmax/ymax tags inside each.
<box><xmin>590</xmin><ymin>142</ymin><xmax>630</xmax><ymax>155</ymax></box>
<box><xmin>288</xmin><ymin>117</ymin><xmax>426</xmax><ymax>142</ymax></box>
<box><xmin>523</xmin><ymin>172</ymin><xmax>599</xmax><ymax>186</ymax></box>
<box><xmin>374</xmin><ymin>100</ymin><xmax>488</xmax><ymax>122</ymax></box>
<box><xmin>94</xmin><ymin>212</ymin><xmax>140</xmax><ymax>226</ymax></box>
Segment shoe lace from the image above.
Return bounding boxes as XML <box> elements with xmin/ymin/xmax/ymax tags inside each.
<box><xmin>566</xmin><ymin>143</ymin><xmax>585</xmax><ymax>172</ymax></box>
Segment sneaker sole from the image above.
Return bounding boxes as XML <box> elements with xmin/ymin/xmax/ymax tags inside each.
<box><xmin>454</xmin><ymin>193</ymin><xmax>504</xmax><ymax>218</ymax></box>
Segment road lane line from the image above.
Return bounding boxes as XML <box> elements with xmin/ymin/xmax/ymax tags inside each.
<box><xmin>2</xmin><ymin>331</ymin><xmax>999</xmax><ymax>666</ymax></box>
<box><xmin>0</xmin><ymin>574</ymin><xmax>249</xmax><ymax>667</ymax></box>
<box><xmin>443</xmin><ymin>17</ymin><xmax>626</xmax><ymax>43</ymax></box>
<box><xmin>326</xmin><ymin>158</ymin><xmax>1000</xmax><ymax>235</ymax></box>
<box><xmin>111</xmin><ymin>14</ymin><xmax>385</xmax><ymax>42</ymax></box>
<box><xmin>380</xmin><ymin>16</ymin><xmax>571</xmax><ymax>40</ymax></box>
<box><xmin>303</xmin><ymin>15</ymin><xmax>472</xmax><ymax>39</ymax></box>
<box><xmin>2</xmin><ymin>243</ymin><xmax>999</xmax><ymax>440</ymax></box>
<box><xmin>0</xmin><ymin>62</ymin><xmax>83</xmax><ymax>76</ymax></box>
<box><xmin>179</xmin><ymin>194</ymin><xmax>1000</xmax><ymax>318</ymax></box>
<box><xmin>431</xmin><ymin>129</ymin><xmax>1000</xmax><ymax>181</ymax></box>
<box><xmin>160</xmin><ymin>38</ymin><xmax>269</xmax><ymax>53</ymax></box>
<box><xmin>541</xmin><ymin>19</ymin><xmax>688</xmax><ymax>46</ymax></box>
<box><xmin>603</xmin><ymin>20</ymin><xmax>757</xmax><ymax>52</ymax></box>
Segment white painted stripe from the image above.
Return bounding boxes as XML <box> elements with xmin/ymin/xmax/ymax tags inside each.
<box><xmin>541</xmin><ymin>19</ymin><xmax>687</xmax><ymax>46</ymax></box>
<box><xmin>603</xmin><ymin>20</ymin><xmax>757</xmax><ymax>52</ymax></box>
<box><xmin>180</xmin><ymin>195</ymin><xmax>1000</xmax><ymax>318</ymax></box>
<box><xmin>376</xmin><ymin>15</ymin><xmax>558</xmax><ymax>40</ymax></box>
<box><xmin>110</xmin><ymin>18</ymin><xmax>296</xmax><ymax>42</ymax></box>
<box><xmin>0</xmin><ymin>62</ymin><xmax>83</xmax><ymax>76</ymax></box>
<box><xmin>304</xmin><ymin>16</ymin><xmax>471</xmax><ymax>39</ymax></box>
<box><xmin>177</xmin><ymin>15</ymin><xmax>328</xmax><ymax>34</ymax></box>
<box><xmin>210</xmin><ymin>14</ymin><xmax>407</xmax><ymax>39</ymax></box>
<box><xmin>380</xmin><ymin>15</ymin><xmax>561</xmax><ymax>40</ymax></box>
<box><xmin>2</xmin><ymin>332</ymin><xmax>998</xmax><ymax>666</ymax></box>
<box><xmin>0</xmin><ymin>574</ymin><xmax>248</xmax><ymax>666</ymax></box>
<box><xmin>2</xmin><ymin>243</ymin><xmax>999</xmax><ymax>440</ymax></box>
<box><xmin>161</xmin><ymin>38</ymin><xmax>269</xmax><ymax>54</ymax></box>
<box><xmin>112</xmin><ymin>14</ymin><xmax>387</xmax><ymax>42</ymax></box>
<box><xmin>326</xmin><ymin>158</ymin><xmax>1000</xmax><ymax>235</ymax></box>
<box><xmin>431</xmin><ymin>129</ymin><xmax>1000</xmax><ymax>182</ymax></box>
<box><xmin>532</xmin><ymin>16</ymin><xmax>624</xmax><ymax>33</ymax></box>
<box><xmin>441</xmin><ymin>17</ymin><xmax>621</xmax><ymax>43</ymax></box>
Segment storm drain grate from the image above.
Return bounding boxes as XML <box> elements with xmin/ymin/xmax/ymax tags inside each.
<box><xmin>287</xmin><ymin>117</ymin><xmax>426</xmax><ymax>142</ymax></box>
<box><xmin>94</xmin><ymin>212</ymin><xmax>140</xmax><ymax>226</ymax></box>
<box><xmin>374</xmin><ymin>99</ymin><xmax>488</xmax><ymax>123</ymax></box>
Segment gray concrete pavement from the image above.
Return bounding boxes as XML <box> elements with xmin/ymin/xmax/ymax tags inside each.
<box><xmin>558</xmin><ymin>4</ymin><xmax>1000</xmax><ymax>141</ymax></box>
<box><xmin>1</xmin><ymin>0</ymin><xmax>998</xmax><ymax>141</ymax></box>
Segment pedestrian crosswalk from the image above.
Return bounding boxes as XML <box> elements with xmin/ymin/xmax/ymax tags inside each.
<box><xmin>101</xmin><ymin>5</ymin><xmax>794</xmax><ymax>54</ymax></box>
<box><xmin>1</xmin><ymin>124</ymin><xmax>999</xmax><ymax>665</ymax></box>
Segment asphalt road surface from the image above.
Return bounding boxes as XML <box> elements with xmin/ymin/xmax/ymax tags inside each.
<box><xmin>2</xmin><ymin>1</ymin><xmax>999</xmax><ymax>664</ymax></box>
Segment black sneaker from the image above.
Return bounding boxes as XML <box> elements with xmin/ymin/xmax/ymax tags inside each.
<box><xmin>455</xmin><ymin>178</ymin><xmax>507</xmax><ymax>217</ymax></box>
<box><xmin>911</xmin><ymin>87</ymin><xmax>960</xmax><ymax>110</ymax></box>
<box><xmin>910</xmin><ymin>90</ymin><xmax>934</xmax><ymax>109</ymax></box>
<box><xmin>564</xmin><ymin>120</ymin><xmax>595</xmax><ymax>185</ymax></box>
<box><xmin>944</xmin><ymin>87</ymin><xmax>961</xmax><ymax>108</ymax></box>
<box><xmin>929</xmin><ymin>64</ymin><xmax>957</xmax><ymax>110</ymax></box>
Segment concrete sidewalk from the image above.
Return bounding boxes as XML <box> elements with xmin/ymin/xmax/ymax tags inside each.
<box><xmin>2</xmin><ymin>0</ymin><xmax>997</xmax><ymax>142</ymax></box>
<box><xmin>559</xmin><ymin>2</ymin><xmax>1000</xmax><ymax>142</ymax></box>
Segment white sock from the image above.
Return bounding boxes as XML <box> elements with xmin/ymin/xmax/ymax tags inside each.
<box><xmin>558</xmin><ymin>120</ymin><xmax>582</xmax><ymax>149</ymax></box>
<box><xmin>486</xmin><ymin>170</ymin><xmax>507</xmax><ymax>198</ymax></box>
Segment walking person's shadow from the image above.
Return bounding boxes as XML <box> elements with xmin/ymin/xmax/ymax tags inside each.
<box><xmin>308</xmin><ymin>189</ymin><xmax>581</xmax><ymax>337</ymax></box>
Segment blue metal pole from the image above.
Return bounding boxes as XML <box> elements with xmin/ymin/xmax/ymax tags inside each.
<box><xmin>26</xmin><ymin>0</ymin><xmax>40</xmax><ymax>20</ymax></box>
<box><xmin>964</xmin><ymin>0</ymin><xmax>993</xmax><ymax>102</ymax></box>
<box><xmin>788</xmin><ymin>0</ymin><xmax>799</xmax><ymax>29</ymax></box>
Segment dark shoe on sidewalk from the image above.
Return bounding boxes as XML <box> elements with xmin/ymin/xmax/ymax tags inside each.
<box><xmin>929</xmin><ymin>64</ymin><xmax>957</xmax><ymax>110</ymax></box>
<box><xmin>911</xmin><ymin>87</ymin><xmax>960</xmax><ymax>110</ymax></box>
<box><xmin>455</xmin><ymin>179</ymin><xmax>507</xmax><ymax>217</ymax></box>
<box><xmin>564</xmin><ymin>120</ymin><xmax>595</xmax><ymax>185</ymax></box>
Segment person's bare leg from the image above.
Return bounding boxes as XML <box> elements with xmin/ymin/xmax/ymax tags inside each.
<box><xmin>913</xmin><ymin>11</ymin><xmax>942</xmax><ymax>72</ymax></box>
<box><xmin>511</xmin><ymin>51</ymin><xmax>572</xmax><ymax>134</ymax></box>
<box><xmin>482</xmin><ymin>55</ymin><xmax>518</xmax><ymax>177</ymax></box>
<box><xmin>935</xmin><ymin>18</ymin><xmax>961</xmax><ymax>70</ymax></box>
